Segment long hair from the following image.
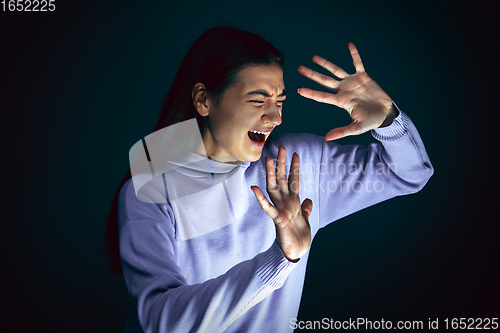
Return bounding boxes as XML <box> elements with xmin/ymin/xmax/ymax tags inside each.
<box><xmin>103</xmin><ymin>26</ymin><xmax>285</xmax><ymax>275</ymax></box>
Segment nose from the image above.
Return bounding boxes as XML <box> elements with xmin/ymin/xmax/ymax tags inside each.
<box><xmin>261</xmin><ymin>104</ymin><xmax>282</xmax><ymax>126</ymax></box>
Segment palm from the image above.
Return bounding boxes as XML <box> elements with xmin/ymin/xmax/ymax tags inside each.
<box><xmin>297</xmin><ymin>43</ymin><xmax>394</xmax><ymax>141</ymax></box>
<box><xmin>251</xmin><ymin>146</ymin><xmax>313</xmax><ymax>261</ymax></box>
<box><xmin>271</xmin><ymin>191</ymin><xmax>310</xmax><ymax>260</ymax></box>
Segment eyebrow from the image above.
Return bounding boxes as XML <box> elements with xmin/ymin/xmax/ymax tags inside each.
<box><xmin>247</xmin><ymin>89</ymin><xmax>286</xmax><ymax>98</ymax></box>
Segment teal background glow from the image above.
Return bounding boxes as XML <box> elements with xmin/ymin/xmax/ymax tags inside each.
<box><xmin>1</xmin><ymin>0</ymin><xmax>497</xmax><ymax>331</ymax></box>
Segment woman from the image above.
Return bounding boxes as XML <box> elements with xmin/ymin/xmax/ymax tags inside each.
<box><xmin>103</xmin><ymin>26</ymin><xmax>433</xmax><ymax>332</ymax></box>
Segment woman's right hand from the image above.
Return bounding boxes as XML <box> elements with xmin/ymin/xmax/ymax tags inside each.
<box><xmin>251</xmin><ymin>146</ymin><xmax>313</xmax><ymax>262</ymax></box>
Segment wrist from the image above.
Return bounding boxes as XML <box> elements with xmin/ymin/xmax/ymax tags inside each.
<box><xmin>282</xmin><ymin>249</ymin><xmax>301</xmax><ymax>263</ymax></box>
<box><xmin>379</xmin><ymin>102</ymin><xmax>398</xmax><ymax>128</ymax></box>
<box><xmin>276</xmin><ymin>240</ymin><xmax>301</xmax><ymax>263</ymax></box>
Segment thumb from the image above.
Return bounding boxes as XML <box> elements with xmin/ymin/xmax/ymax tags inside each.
<box><xmin>325</xmin><ymin>122</ymin><xmax>365</xmax><ymax>141</ymax></box>
<box><xmin>301</xmin><ymin>198</ymin><xmax>313</xmax><ymax>221</ymax></box>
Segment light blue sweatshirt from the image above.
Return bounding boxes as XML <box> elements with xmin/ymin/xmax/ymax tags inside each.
<box><xmin>118</xmin><ymin>104</ymin><xmax>433</xmax><ymax>333</ymax></box>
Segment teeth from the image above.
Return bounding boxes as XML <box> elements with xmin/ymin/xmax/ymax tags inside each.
<box><xmin>250</xmin><ymin>130</ymin><xmax>270</xmax><ymax>135</ymax></box>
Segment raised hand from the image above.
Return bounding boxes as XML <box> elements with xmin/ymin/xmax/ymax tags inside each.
<box><xmin>297</xmin><ymin>43</ymin><xmax>397</xmax><ymax>141</ymax></box>
<box><xmin>251</xmin><ymin>146</ymin><xmax>313</xmax><ymax>262</ymax></box>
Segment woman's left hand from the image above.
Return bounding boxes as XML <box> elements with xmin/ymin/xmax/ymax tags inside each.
<box><xmin>297</xmin><ymin>43</ymin><xmax>397</xmax><ymax>141</ymax></box>
<box><xmin>251</xmin><ymin>146</ymin><xmax>313</xmax><ymax>262</ymax></box>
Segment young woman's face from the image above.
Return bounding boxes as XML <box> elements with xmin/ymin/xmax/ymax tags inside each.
<box><xmin>202</xmin><ymin>63</ymin><xmax>286</xmax><ymax>162</ymax></box>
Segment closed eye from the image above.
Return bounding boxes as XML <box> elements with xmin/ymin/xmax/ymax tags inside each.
<box><xmin>247</xmin><ymin>100</ymin><xmax>286</xmax><ymax>104</ymax></box>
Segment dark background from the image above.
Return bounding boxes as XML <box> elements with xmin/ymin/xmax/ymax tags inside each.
<box><xmin>1</xmin><ymin>0</ymin><xmax>498</xmax><ymax>332</ymax></box>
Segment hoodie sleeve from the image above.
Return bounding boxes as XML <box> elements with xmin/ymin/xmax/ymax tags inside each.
<box><xmin>315</xmin><ymin>101</ymin><xmax>434</xmax><ymax>228</ymax></box>
<box><xmin>267</xmin><ymin>101</ymin><xmax>433</xmax><ymax>231</ymax></box>
<box><xmin>117</xmin><ymin>180</ymin><xmax>297</xmax><ymax>333</ymax></box>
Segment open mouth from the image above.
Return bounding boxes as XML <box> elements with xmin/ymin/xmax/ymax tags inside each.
<box><xmin>248</xmin><ymin>131</ymin><xmax>266</xmax><ymax>143</ymax></box>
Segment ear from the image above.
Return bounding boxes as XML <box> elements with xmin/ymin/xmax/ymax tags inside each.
<box><xmin>192</xmin><ymin>83</ymin><xmax>210</xmax><ymax>117</ymax></box>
